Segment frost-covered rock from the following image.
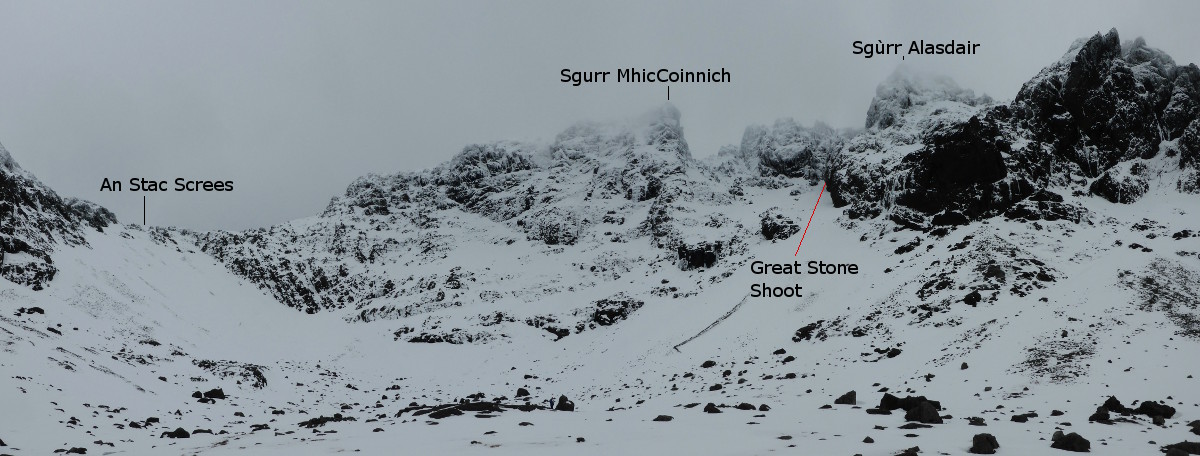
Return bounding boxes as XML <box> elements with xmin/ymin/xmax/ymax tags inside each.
<box><xmin>833</xmin><ymin>29</ymin><xmax>1200</xmax><ymax>230</ymax></box>
<box><xmin>0</xmin><ymin>141</ymin><xmax>116</xmax><ymax>289</ymax></box>
<box><xmin>739</xmin><ymin>119</ymin><xmax>844</xmax><ymax>183</ymax></box>
<box><xmin>865</xmin><ymin>64</ymin><xmax>990</xmax><ymax>130</ymax></box>
<box><xmin>1014</xmin><ymin>29</ymin><xmax>1200</xmax><ymax>176</ymax></box>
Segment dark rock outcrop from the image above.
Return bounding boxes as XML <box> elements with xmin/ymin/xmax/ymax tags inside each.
<box><xmin>1050</xmin><ymin>431</ymin><xmax>1091</xmax><ymax>452</ymax></box>
<box><xmin>969</xmin><ymin>433</ymin><xmax>1000</xmax><ymax>454</ymax></box>
<box><xmin>904</xmin><ymin>401</ymin><xmax>943</xmax><ymax>424</ymax></box>
<box><xmin>760</xmin><ymin>209</ymin><xmax>801</xmax><ymax>241</ymax></box>
<box><xmin>161</xmin><ymin>428</ymin><xmax>190</xmax><ymax>439</ymax></box>
<box><xmin>554</xmin><ymin>395</ymin><xmax>575</xmax><ymax>412</ymax></box>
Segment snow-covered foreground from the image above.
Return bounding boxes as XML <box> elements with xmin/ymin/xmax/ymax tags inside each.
<box><xmin>3</xmin><ymin>181</ymin><xmax>1200</xmax><ymax>455</ymax></box>
<box><xmin>5</xmin><ymin>27</ymin><xmax>1200</xmax><ymax>456</ymax></box>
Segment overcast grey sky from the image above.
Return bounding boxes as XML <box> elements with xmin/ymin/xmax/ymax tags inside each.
<box><xmin>1</xmin><ymin>0</ymin><xmax>1197</xmax><ymax>231</ymax></box>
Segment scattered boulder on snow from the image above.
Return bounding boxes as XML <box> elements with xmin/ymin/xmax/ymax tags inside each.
<box><xmin>1135</xmin><ymin>400</ymin><xmax>1176</xmax><ymax>419</ymax></box>
<box><xmin>298</xmin><ymin>413</ymin><xmax>356</xmax><ymax>428</ymax></box>
<box><xmin>879</xmin><ymin>393</ymin><xmax>941</xmax><ymax>413</ymax></box>
<box><xmin>904</xmin><ymin>401</ymin><xmax>943</xmax><ymax>424</ymax></box>
<box><xmin>1050</xmin><ymin>431</ymin><xmax>1091</xmax><ymax>452</ymax></box>
<box><xmin>555</xmin><ymin>395</ymin><xmax>575</xmax><ymax>412</ymax></box>
<box><xmin>203</xmin><ymin>388</ymin><xmax>226</xmax><ymax>400</ymax></box>
<box><xmin>834</xmin><ymin>391</ymin><xmax>856</xmax><ymax>405</ymax></box>
<box><xmin>1088</xmin><ymin>406</ymin><xmax>1112</xmax><ymax>424</ymax></box>
<box><xmin>160</xmin><ymin>428</ymin><xmax>189</xmax><ymax>439</ymax></box>
<box><xmin>703</xmin><ymin>403</ymin><xmax>722</xmax><ymax>414</ymax></box>
<box><xmin>1162</xmin><ymin>441</ymin><xmax>1200</xmax><ymax>455</ymax></box>
<box><xmin>653</xmin><ymin>415</ymin><xmax>673</xmax><ymax>422</ymax></box>
<box><xmin>1165</xmin><ymin>448</ymin><xmax>1189</xmax><ymax>456</ymax></box>
<box><xmin>969</xmin><ymin>433</ymin><xmax>1000</xmax><ymax>454</ymax></box>
<box><xmin>963</xmin><ymin>291</ymin><xmax>981</xmax><ymax>306</ymax></box>
<box><xmin>515</xmin><ymin>387</ymin><xmax>530</xmax><ymax>397</ymax></box>
<box><xmin>1011</xmin><ymin>412</ymin><xmax>1037</xmax><ymax>423</ymax></box>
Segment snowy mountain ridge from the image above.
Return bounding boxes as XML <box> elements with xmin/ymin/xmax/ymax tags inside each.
<box><xmin>2</xmin><ymin>29</ymin><xmax>1200</xmax><ymax>455</ymax></box>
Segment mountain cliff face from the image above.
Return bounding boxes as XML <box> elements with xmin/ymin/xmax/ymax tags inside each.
<box><xmin>830</xmin><ymin>29</ymin><xmax>1200</xmax><ymax>230</ymax></box>
<box><xmin>182</xmin><ymin>29</ymin><xmax>1200</xmax><ymax>332</ymax></box>
<box><xmin>0</xmin><ymin>141</ymin><xmax>115</xmax><ymax>289</ymax></box>
<box><xmin>189</xmin><ymin>104</ymin><xmax>761</xmax><ymax>348</ymax></box>
<box><xmin>2</xmin><ymin>28</ymin><xmax>1200</xmax><ymax>456</ymax></box>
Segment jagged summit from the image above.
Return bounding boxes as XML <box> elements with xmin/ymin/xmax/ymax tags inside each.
<box><xmin>832</xmin><ymin>28</ymin><xmax>1200</xmax><ymax>230</ymax></box>
<box><xmin>864</xmin><ymin>64</ymin><xmax>992</xmax><ymax>130</ymax></box>
<box><xmin>0</xmin><ymin>140</ymin><xmax>19</xmax><ymax>173</ymax></box>
<box><xmin>1014</xmin><ymin>28</ymin><xmax>1200</xmax><ymax>178</ymax></box>
<box><xmin>3</xmin><ymin>27</ymin><xmax>1200</xmax><ymax>456</ymax></box>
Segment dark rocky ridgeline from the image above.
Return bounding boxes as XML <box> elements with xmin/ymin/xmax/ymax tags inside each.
<box><xmin>1014</xmin><ymin>30</ymin><xmax>1200</xmax><ymax>182</ymax></box>
<box><xmin>831</xmin><ymin>29</ymin><xmax>1200</xmax><ymax>229</ymax></box>
<box><xmin>193</xmin><ymin>103</ymin><xmax>748</xmax><ymax>317</ymax></box>
<box><xmin>0</xmin><ymin>141</ymin><xmax>116</xmax><ymax>289</ymax></box>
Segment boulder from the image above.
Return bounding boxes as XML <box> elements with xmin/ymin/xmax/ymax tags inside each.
<box><xmin>904</xmin><ymin>401</ymin><xmax>943</xmax><ymax>424</ymax></box>
<box><xmin>1162</xmin><ymin>441</ymin><xmax>1200</xmax><ymax>455</ymax></box>
<box><xmin>1135</xmin><ymin>400</ymin><xmax>1176</xmax><ymax>419</ymax></box>
<box><xmin>161</xmin><ymin>428</ymin><xmax>190</xmax><ymax>439</ymax></box>
<box><xmin>969</xmin><ymin>433</ymin><xmax>1000</xmax><ymax>454</ymax></box>
<box><xmin>1050</xmin><ymin>432</ymin><xmax>1091</xmax><ymax>452</ymax></box>
<box><xmin>554</xmin><ymin>395</ymin><xmax>575</xmax><ymax>412</ymax></box>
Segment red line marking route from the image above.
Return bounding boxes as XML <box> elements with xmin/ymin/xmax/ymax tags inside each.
<box><xmin>794</xmin><ymin>182</ymin><xmax>826</xmax><ymax>256</ymax></box>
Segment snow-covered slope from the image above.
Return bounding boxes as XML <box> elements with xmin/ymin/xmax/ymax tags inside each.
<box><xmin>3</xmin><ymin>29</ymin><xmax>1200</xmax><ymax>456</ymax></box>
